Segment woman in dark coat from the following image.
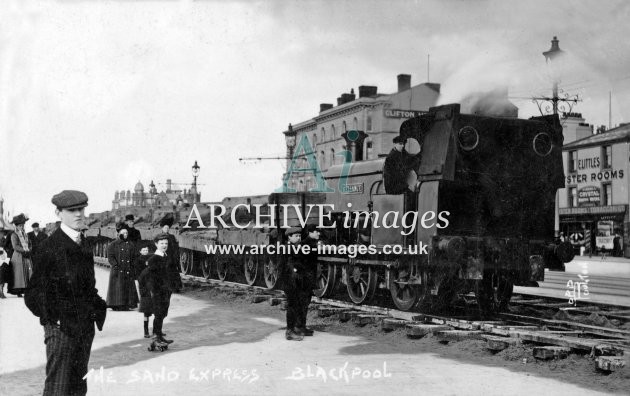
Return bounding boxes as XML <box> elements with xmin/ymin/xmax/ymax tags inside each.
<box><xmin>106</xmin><ymin>226</ymin><xmax>139</xmax><ymax>310</ymax></box>
<box><xmin>145</xmin><ymin>233</ymin><xmax>172</xmax><ymax>344</ymax></box>
<box><xmin>9</xmin><ymin>214</ymin><xmax>33</xmax><ymax>297</ymax></box>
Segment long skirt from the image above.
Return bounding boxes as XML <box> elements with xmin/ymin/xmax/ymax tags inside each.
<box><xmin>106</xmin><ymin>270</ymin><xmax>139</xmax><ymax>308</ymax></box>
<box><xmin>9</xmin><ymin>251</ymin><xmax>32</xmax><ymax>293</ymax></box>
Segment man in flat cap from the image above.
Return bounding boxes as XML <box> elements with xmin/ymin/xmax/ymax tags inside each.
<box><xmin>283</xmin><ymin>226</ymin><xmax>304</xmax><ymax>341</ymax></box>
<box><xmin>28</xmin><ymin>222</ymin><xmax>48</xmax><ymax>256</ymax></box>
<box><xmin>383</xmin><ymin>135</ymin><xmax>422</xmax><ymax>194</ymax></box>
<box><xmin>295</xmin><ymin>223</ymin><xmax>323</xmax><ymax>337</ymax></box>
<box><xmin>144</xmin><ymin>233</ymin><xmax>174</xmax><ymax>344</ymax></box>
<box><xmin>25</xmin><ymin>190</ymin><xmax>107</xmax><ymax>396</ymax></box>
<box><xmin>124</xmin><ymin>214</ymin><xmax>141</xmax><ymax>244</ymax></box>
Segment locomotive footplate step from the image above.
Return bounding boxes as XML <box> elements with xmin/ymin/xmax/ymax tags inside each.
<box><xmin>435</xmin><ymin>330</ymin><xmax>484</xmax><ymax>343</ymax></box>
<box><xmin>533</xmin><ymin>346</ymin><xmax>571</xmax><ymax>360</ymax></box>
<box><xmin>595</xmin><ymin>356</ymin><xmax>627</xmax><ymax>372</ymax></box>
<box><xmin>382</xmin><ymin>319</ymin><xmax>411</xmax><ymax>332</ymax></box>
<box><xmin>406</xmin><ymin>324</ymin><xmax>450</xmax><ymax>339</ymax></box>
<box><xmin>481</xmin><ymin>335</ymin><xmax>521</xmax><ymax>351</ymax></box>
<box><xmin>353</xmin><ymin>314</ymin><xmax>389</xmax><ymax>327</ymax></box>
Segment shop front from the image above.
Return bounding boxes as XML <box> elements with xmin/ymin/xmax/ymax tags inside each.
<box><xmin>559</xmin><ymin>204</ymin><xmax>627</xmax><ymax>257</ymax></box>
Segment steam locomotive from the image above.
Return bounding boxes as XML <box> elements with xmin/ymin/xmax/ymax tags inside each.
<box><xmin>88</xmin><ymin>103</ymin><xmax>574</xmax><ymax>313</ymax></box>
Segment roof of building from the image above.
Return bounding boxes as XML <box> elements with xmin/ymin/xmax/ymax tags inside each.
<box><xmin>563</xmin><ymin>123</ymin><xmax>630</xmax><ymax>150</ymax></box>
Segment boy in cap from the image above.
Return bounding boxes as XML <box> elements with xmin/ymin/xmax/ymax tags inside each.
<box><xmin>144</xmin><ymin>233</ymin><xmax>173</xmax><ymax>344</ymax></box>
<box><xmin>283</xmin><ymin>226</ymin><xmax>304</xmax><ymax>341</ymax></box>
<box><xmin>159</xmin><ymin>216</ymin><xmax>182</xmax><ymax>293</ymax></box>
<box><xmin>25</xmin><ymin>190</ymin><xmax>107</xmax><ymax>396</ymax></box>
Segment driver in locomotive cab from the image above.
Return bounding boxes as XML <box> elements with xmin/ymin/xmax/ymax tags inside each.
<box><xmin>383</xmin><ymin>136</ymin><xmax>422</xmax><ymax>194</ymax></box>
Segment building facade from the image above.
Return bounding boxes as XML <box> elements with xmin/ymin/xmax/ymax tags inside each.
<box><xmin>112</xmin><ymin>179</ymin><xmax>201</xmax><ymax>210</ymax></box>
<box><xmin>282</xmin><ymin>74</ymin><xmax>441</xmax><ymax>192</ymax></box>
<box><xmin>558</xmin><ymin>123</ymin><xmax>629</xmax><ymax>257</ymax></box>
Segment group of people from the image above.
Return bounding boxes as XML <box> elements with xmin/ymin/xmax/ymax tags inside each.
<box><xmin>0</xmin><ymin>216</ymin><xmax>47</xmax><ymax>299</ymax></box>
<box><xmin>105</xmin><ymin>214</ymin><xmax>182</xmax><ymax>343</ymax></box>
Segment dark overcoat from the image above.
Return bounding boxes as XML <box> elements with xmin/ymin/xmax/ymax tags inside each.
<box><xmin>105</xmin><ymin>238</ymin><xmax>139</xmax><ymax>308</ymax></box>
<box><xmin>27</xmin><ymin>231</ymin><xmax>48</xmax><ymax>254</ymax></box>
<box><xmin>126</xmin><ymin>227</ymin><xmax>141</xmax><ymax>244</ymax></box>
<box><xmin>145</xmin><ymin>253</ymin><xmax>171</xmax><ymax>318</ymax></box>
<box><xmin>165</xmin><ymin>233</ymin><xmax>182</xmax><ymax>291</ymax></box>
<box><xmin>25</xmin><ymin>228</ymin><xmax>107</xmax><ymax>337</ymax></box>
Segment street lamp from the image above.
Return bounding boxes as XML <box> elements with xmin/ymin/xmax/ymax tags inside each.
<box><xmin>543</xmin><ymin>36</ymin><xmax>564</xmax><ymax>115</ymax></box>
<box><xmin>191</xmin><ymin>160</ymin><xmax>200</xmax><ymax>203</ymax></box>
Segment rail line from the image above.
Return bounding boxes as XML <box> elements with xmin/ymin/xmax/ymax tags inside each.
<box><xmin>95</xmin><ymin>257</ymin><xmax>629</xmax><ymax>371</ymax></box>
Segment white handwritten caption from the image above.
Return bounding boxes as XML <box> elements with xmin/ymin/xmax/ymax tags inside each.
<box><xmin>83</xmin><ymin>366</ymin><xmax>260</xmax><ymax>384</ymax></box>
<box><xmin>286</xmin><ymin>362</ymin><xmax>392</xmax><ymax>383</ymax></box>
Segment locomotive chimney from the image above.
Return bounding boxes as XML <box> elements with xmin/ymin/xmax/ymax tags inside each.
<box><xmin>397</xmin><ymin>74</ymin><xmax>411</xmax><ymax>92</ymax></box>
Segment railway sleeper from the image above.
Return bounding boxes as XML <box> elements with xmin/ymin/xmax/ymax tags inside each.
<box><xmin>435</xmin><ymin>330</ymin><xmax>485</xmax><ymax>343</ymax></box>
<box><xmin>353</xmin><ymin>314</ymin><xmax>389</xmax><ymax>327</ymax></box>
<box><xmin>481</xmin><ymin>335</ymin><xmax>521</xmax><ymax>351</ymax></box>
<box><xmin>405</xmin><ymin>324</ymin><xmax>450</xmax><ymax>339</ymax></box>
<box><xmin>595</xmin><ymin>356</ymin><xmax>627</xmax><ymax>372</ymax></box>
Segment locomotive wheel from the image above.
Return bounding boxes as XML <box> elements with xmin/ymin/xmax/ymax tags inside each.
<box><xmin>346</xmin><ymin>265</ymin><xmax>377</xmax><ymax>304</ymax></box>
<box><xmin>313</xmin><ymin>262</ymin><xmax>337</xmax><ymax>298</ymax></box>
<box><xmin>179</xmin><ymin>250</ymin><xmax>193</xmax><ymax>275</ymax></box>
<box><xmin>476</xmin><ymin>274</ymin><xmax>514</xmax><ymax>315</ymax></box>
<box><xmin>389</xmin><ymin>268</ymin><xmax>420</xmax><ymax>311</ymax></box>
<box><xmin>216</xmin><ymin>254</ymin><xmax>231</xmax><ymax>281</ymax></box>
<box><xmin>263</xmin><ymin>254</ymin><xmax>281</xmax><ymax>290</ymax></box>
<box><xmin>200</xmin><ymin>256</ymin><xmax>212</xmax><ymax>279</ymax></box>
<box><xmin>244</xmin><ymin>256</ymin><xmax>259</xmax><ymax>286</ymax></box>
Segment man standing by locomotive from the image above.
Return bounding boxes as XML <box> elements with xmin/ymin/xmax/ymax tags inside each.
<box><xmin>284</xmin><ymin>226</ymin><xmax>304</xmax><ymax>341</ymax></box>
<box><xmin>25</xmin><ymin>190</ymin><xmax>107</xmax><ymax>396</ymax></box>
<box><xmin>295</xmin><ymin>223</ymin><xmax>322</xmax><ymax>337</ymax></box>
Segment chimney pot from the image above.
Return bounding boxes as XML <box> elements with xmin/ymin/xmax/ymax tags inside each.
<box><xmin>397</xmin><ymin>74</ymin><xmax>411</xmax><ymax>92</ymax></box>
<box><xmin>320</xmin><ymin>103</ymin><xmax>333</xmax><ymax>112</ymax></box>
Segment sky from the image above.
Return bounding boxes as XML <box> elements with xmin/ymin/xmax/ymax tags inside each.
<box><xmin>1</xmin><ymin>0</ymin><xmax>629</xmax><ymax>227</ymax></box>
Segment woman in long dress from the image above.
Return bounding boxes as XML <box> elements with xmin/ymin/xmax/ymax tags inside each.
<box><xmin>9</xmin><ymin>214</ymin><xmax>32</xmax><ymax>297</ymax></box>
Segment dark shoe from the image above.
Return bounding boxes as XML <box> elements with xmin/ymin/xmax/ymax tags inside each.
<box><xmin>296</xmin><ymin>327</ymin><xmax>314</xmax><ymax>336</ymax></box>
<box><xmin>285</xmin><ymin>330</ymin><xmax>303</xmax><ymax>341</ymax></box>
<box><xmin>153</xmin><ymin>332</ymin><xmax>167</xmax><ymax>337</ymax></box>
<box><xmin>144</xmin><ymin>333</ymin><xmax>151</xmax><ymax>338</ymax></box>
<box><xmin>158</xmin><ymin>336</ymin><xmax>173</xmax><ymax>344</ymax></box>
<box><xmin>17</xmin><ymin>293</ymin><xmax>23</xmax><ymax>298</ymax></box>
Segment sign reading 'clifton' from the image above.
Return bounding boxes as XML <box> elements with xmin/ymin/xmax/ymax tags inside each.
<box><xmin>383</xmin><ymin>109</ymin><xmax>426</xmax><ymax>118</ymax></box>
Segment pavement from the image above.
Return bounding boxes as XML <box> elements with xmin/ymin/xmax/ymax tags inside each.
<box><xmin>0</xmin><ymin>267</ymin><xmax>623</xmax><ymax>396</ymax></box>
<box><xmin>565</xmin><ymin>255</ymin><xmax>630</xmax><ymax>278</ymax></box>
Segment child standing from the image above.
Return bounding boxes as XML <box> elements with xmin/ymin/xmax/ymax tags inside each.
<box><xmin>135</xmin><ymin>246</ymin><xmax>153</xmax><ymax>338</ymax></box>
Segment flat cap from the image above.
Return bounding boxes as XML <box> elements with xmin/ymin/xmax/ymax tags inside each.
<box><xmin>153</xmin><ymin>233</ymin><xmax>170</xmax><ymax>243</ymax></box>
<box><xmin>125</xmin><ymin>214</ymin><xmax>135</xmax><ymax>221</ymax></box>
<box><xmin>52</xmin><ymin>190</ymin><xmax>88</xmax><ymax>210</ymax></box>
<box><xmin>393</xmin><ymin>136</ymin><xmax>407</xmax><ymax>144</ymax></box>
<box><xmin>285</xmin><ymin>226</ymin><xmax>301</xmax><ymax>236</ymax></box>
<box><xmin>31</xmin><ymin>222</ymin><xmax>39</xmax><ymax>228</ymax></box>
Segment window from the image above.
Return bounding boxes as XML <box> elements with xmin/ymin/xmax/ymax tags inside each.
<box><xmin>603</xmin><ymin>183</ymin><xmax>612</xmax><ymax>206</ymax></box>
<box><xmin>353</xmin><ymin>117</ymin><xmax>358</xmax><ymax>130</ymax></box>
<box><xmin>367</xmin><ymin>115</ymin><xmax>372</xmax><ymax>131</ymax></box>
<box><xmin>331</xmin><ymin>124</ymin><xmax>336</xmax><ymax>139</ymax></box>
<box><xmin>342</xmin><ymin>121</ymin><xmax>347</xmax><ymax>132</ymax></box>
<box><xmin>313</xmin><ymin>133</ymin><xmax>317</xmax><ymax>145</ymax></box>
<box><xmin>365</xmin><ymin>140</ymin><xmax>373</xmax><ymax>160</ymax></box>
<box><xmin>568</xmin><ymin>151</ymin><xmax>577</xmax><ymax>173</ymax></box>
<box><xmin>321</xmin><ymin>127</ymin><xmax>326</xmax><ymax>142</ymax></box>
<box><xmin>330</xmin><ymin>148</ymin><xmax>335</xmax><ymax>167</ymax></box>
<box><xmin>320</xmin><ymin>150</ymin><xmax>325</xmax><ymax>166</ymax></box>
<box><xmin>602</xmin><ymin>145</ymin><xmax>612</xmax><ymax>168</ymax></box>
<box><xmin>569</xmin><ymin>187</ymin><xmax>577</xmax><ymax>208</ymax></box>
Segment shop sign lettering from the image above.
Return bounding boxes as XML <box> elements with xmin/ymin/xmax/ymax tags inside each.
<box><xmin>566</xmin><ymin>169</ymin><xmax>624</xmax><ymax>185</ymax></box>
<box><xmin>577</xmin><ymin>186</ymin><xmax>600</xmax><ymax>207</ymax></box>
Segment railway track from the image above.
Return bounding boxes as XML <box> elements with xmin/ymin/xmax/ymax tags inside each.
<box><xmin>95</xmin><ymin>257</ymin><xmax>629</xmax><ymax>372</ymax></box>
